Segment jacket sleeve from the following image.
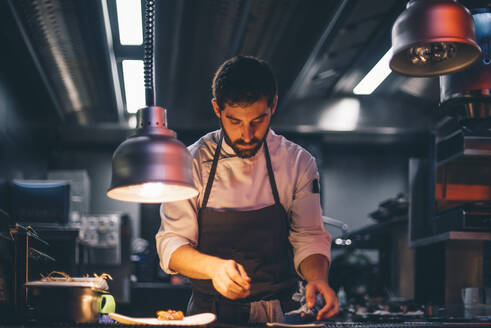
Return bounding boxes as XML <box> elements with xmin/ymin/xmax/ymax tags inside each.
<box><xmin>288</xmin><ymin>156</ymin><xmax>331</xmax><ymax>279</ymax></box>
<box><xmin>155</xmin><ymin>157</ymin><xmax>202</xmax><ymax>274</ymax></box>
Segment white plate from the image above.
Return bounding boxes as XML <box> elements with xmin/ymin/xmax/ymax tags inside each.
<box><xmin>109</xmin><ymin>312</ymin><xmax>216</xmax><ymax>326</ymax></box>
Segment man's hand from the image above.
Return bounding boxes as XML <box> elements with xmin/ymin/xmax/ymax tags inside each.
<box><xmin>305</xmin><ymin>279</ymin><xmax>339</xmax><ymax>320</ymax></box>
<box><xmin>210</xmin><ymin>259</ymin><xmax>251</xmax><ymax>300</ymax></box>
<box><xmin>168</xmin><ymin>245</ymin><xmax>251</xmax><ymax>299</ymax></box>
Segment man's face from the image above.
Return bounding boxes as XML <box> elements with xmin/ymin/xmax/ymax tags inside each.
<box><xmin>212</xmin><ymin>97</ymin><xmax>277</xmax><ymax>158</ymax></box>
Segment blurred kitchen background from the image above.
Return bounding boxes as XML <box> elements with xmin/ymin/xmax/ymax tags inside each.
<box><xmin>0</xmin><ymin>0</ymin><xmax>490</xmax><ymax>322</ymax></box>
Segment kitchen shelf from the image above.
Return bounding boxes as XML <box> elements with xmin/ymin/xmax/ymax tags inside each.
<box><xmin>409</xmin><ymin>231</ymin><xmax>491</xmax><ymax>248</ymax></box>
<box><xmin>410</xmin><ymin>133</ymin><xmax>491</xmax><ymax>245</ymax></box>
<box><xmin>437</xmin><ymin>134</ymin><xmax>491</xmax><ymax>166</ymax></box>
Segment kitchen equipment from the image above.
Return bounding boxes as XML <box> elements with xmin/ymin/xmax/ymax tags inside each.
<box><xmin>439</xmin><ymin>9</ymin><xmax>491</xmax><ymax>123</ymax></box>
<box><xmin>433</xmin><ymin>202</ymin><xmax>491</xmax><ymax>233</ymax></box>
<box><xmin>80</xmin><ymin>214</ymin><xmax>121</xmax><ymax>265</ymax></box>
<box><xmin>369</xmin><ymin>193</ymin><xmax>408</xmax><ymax>222</ymax></box>
<box><xmin>462</xmin><ymin>287</ymin><xmax>491</xmax><ymax>306</ymax></box>
<box><xmin>390</xmin><ymin>0</ymin><xmax>481</xmax><ymax>77</ymax></box>
<box><xmin>25</xmin><ymin>275</ymin><xmax>115</xmax><ymax>323</ymax></box>
<box><xmin>10</xmin><ymin>180</ymin><xmax>70</xmax><ymax>226</ymax></box>
<box><xmin>461</xmin><ymin>287</ymin><xmax>491</xmax><ymax>319</ymax></box>
<box><xmin>5</xmin><ymin>224</ymin><xmax>54</xmax><ymax>322</ymax></box>
<box><xmin>107</xmin><ymin>0</ymin><xmax>197</xmax><ymax>204</ymax></box>
<box><xmin>0</xmin><ymin>211</ymin><xmax>13</xmax><ymax>322</ymax></box>
<box><xmin>47</xmin><ymin>170</ymin><xmax>90</xmax><ymax>227</ymax></box>
<box><xmin>322</xmin><ymin>216</ymin><xmax>351</xmax><ymax>246</ymax></box>
<box><xmin>78</xmin><ymin>214</ymin><xmax>132</xmax><ymax>304</ymax></box>
<box><xmin>108</xmin><ymin>312</ymin><xmax>216</xmax><ymax>326</ymax></box>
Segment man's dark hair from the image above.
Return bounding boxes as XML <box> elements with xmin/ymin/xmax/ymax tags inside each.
<box><xmin>212</xmin><ymin>56</ymin><xmax>277</xmax><ymax>110</ymax></box>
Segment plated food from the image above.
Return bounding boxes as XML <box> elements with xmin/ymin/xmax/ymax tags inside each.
<box><xmin>108</xmin><ymin>312</ymin><xmax>217</xmax><ymax>326</ymax></box>
<box><xmin>156</xmin><ymin>310</ymin><xmax>185</xmax><ymax>321</ymax></box>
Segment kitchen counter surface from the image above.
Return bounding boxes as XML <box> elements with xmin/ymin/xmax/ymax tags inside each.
<box><xmin>3</xmin><ymin>308</ymin><xmax>490</xmax><ymax>328</ymax></box>
<box><xmin>3</xmin><ymin>320</ymin><xmax>491</xmax><ymax>328</ymax></box>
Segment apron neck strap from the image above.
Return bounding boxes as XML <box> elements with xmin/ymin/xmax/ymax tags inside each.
<box><xmin>201</xmin><ymin>132</ymin><xmax>224</xmax><ymax>209</ymax></box>
<box><xmin>263</xmin><ymin>139</ymin><xmax>281</xmax><ymax>206</ymax></box>
<box><xmin>201</xmin><ymin>129</ymin><xmax>281</xmax><ymax>209</ymax></box>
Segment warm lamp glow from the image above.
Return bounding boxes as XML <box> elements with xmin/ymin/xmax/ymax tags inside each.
<box><xmin>140</xmin><ymin>182</ymin><xmax>165</xmax><ymax>197</ymax></box>
<box><xmin>107</xmin><ymin>182</ymin><xmax>198</xmax><ymax>203</ymax></box>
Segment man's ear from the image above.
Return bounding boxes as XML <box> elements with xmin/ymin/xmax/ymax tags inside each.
<box><xmin>271</xmin><ymin>95</ymin><xmax>278</xmax><ymax>115</ymax></box>
<box><xmin>211</xmin><ymin>99</ymin><xmax>221</xmax><ymax>118</ymax></box>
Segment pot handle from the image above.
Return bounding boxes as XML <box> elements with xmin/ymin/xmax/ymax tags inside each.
<box><xmin>99</xmin><ymin>294</ymin><xmax>116</xmax><ymax>314</ymax></box>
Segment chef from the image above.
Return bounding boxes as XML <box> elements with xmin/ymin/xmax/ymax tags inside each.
<box><xmin>156</xmin><ymin>56</ymin><xmax>338</xmax><ymax>323</ymax></box>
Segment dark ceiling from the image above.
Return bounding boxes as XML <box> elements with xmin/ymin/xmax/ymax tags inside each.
<box><xmin>2</xmin><ymin>0</ymin><xmax>462</xmax><ymax>145</ymax></box>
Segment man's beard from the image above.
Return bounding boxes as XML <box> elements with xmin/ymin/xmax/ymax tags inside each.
<box><xmin>221</xmin><ymin>121</ymin><xmax>269</xmax><ymax>159</ymax></box>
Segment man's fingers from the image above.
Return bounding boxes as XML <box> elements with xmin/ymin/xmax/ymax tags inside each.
<box><xmin>221</xmin><ymin>278</ymin><xmax>250</xmax><ymax>299</ymax></box>
<box><xmin>318</xmin><ymin>301</ymin><xmax>339</xmax><ymax>320</ymax></box>
<box><xmin>316</xmin><ymin>294</ymin><xmax>333</xmax><ymax>319</ymax></box>
<box><xmin>236</xmin><ymin>263</ymin><xmax>251</xmax><ymax>282</ymax></box>
<box><xmin>304</xmin><ymin>284</ymin><xmax>317</xmax><ymax>308</ymax></box>
<box><xmin>222</xmin><ymin>270</ymin><xmax>247</xmax><ymax>294</ymax></box>
<box><xmin>211</xmin><ymin>260</ymin><xmax>252</xmax><ymax>300</ymax></box>
<box><xmin>213</xmin><ymin>273</ymin><xmax>249</xmax><ymax>299</ymax></box>
<box><xmin>226</xmin><ymin>262</ymin><xmax>250</xmax><ymax>290</ymax></box>
<box><xmin>316</xmin><ymin>287</ymin><xmax>338</xmax><ymax>320</ymax></box>
<box><xmin>226</xmin><ymin>280</ymin><xmax>245</xmax><ymax>295</ymax></box>
<box><xmin>326</xmin><ymin>302</ymin><xmax>340</xmax><ymax>318</ymax></box>
<box><xmin>316</xmin><ymin>303</ymin><xmax>333</xmax><ymax>320</ymax></box>
<box><xmin>320</xmin><ymin>286</ymin><xmax>336</xmax><ymax>307</ymax></box>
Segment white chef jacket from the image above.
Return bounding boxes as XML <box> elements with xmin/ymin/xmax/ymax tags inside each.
<box><xmin>156</xmin><ymin>129</ymin><xmax>331</xmax><ymax>278</ymax></box>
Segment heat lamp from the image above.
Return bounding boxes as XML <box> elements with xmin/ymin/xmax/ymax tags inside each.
<box><xmin>107</xmin><ymin>0</ymin><xmax>197</xmax><ymax>203</ymax></box>
<box><xmin>390</xmin><ymin>0</ymin><xmax>481</xmax><ymax>77</ymax></box>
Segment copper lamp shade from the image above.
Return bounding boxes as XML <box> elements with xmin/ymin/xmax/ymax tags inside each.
<box><xmin>390</xmin><ymin>0</ymin><xmax>481</xmax><ymax>77</ymax></box>
<box><xmin>439</xmin><ymin>9</ymin><xmax>491</xmax><ymax>121</ymax></box>
<box><xmin>107</xmin><ymin>106</ymin><xmax>198</xmax><ymax>203</ymax></box>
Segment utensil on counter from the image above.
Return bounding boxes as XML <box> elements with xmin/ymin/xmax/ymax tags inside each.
<box><xmin>266</xmin><ymin>322</ymin><xmax>324</xmax><ymax>328</ymax></box>
<box><xmin>108</xmin><ymin>312</ymin><xmax>216</xmax><ymax>326</ymax></box>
